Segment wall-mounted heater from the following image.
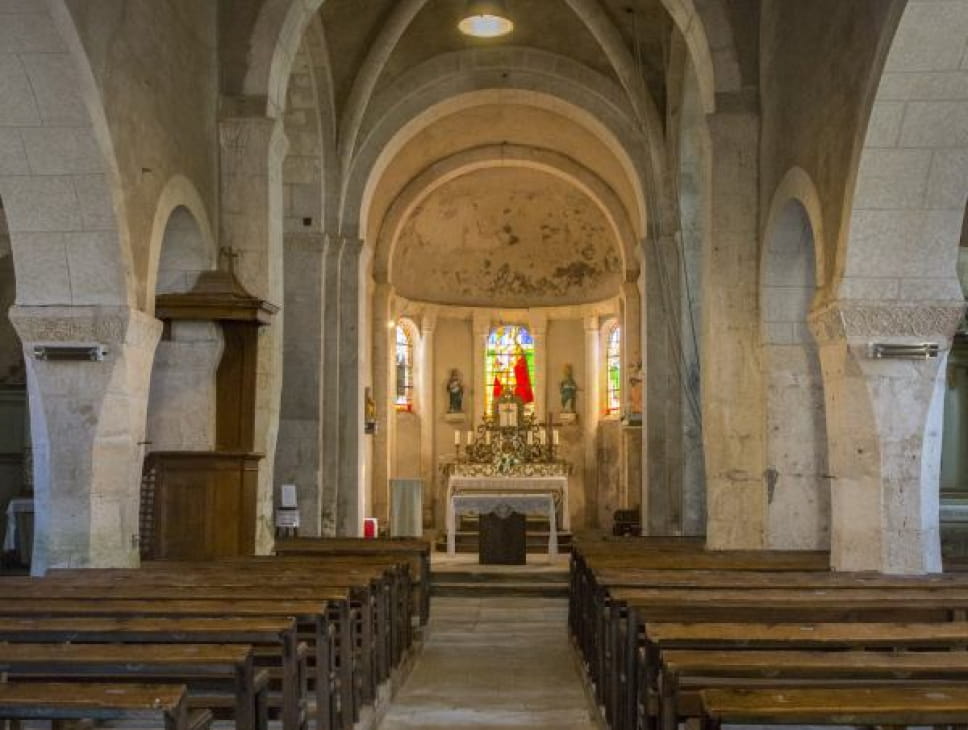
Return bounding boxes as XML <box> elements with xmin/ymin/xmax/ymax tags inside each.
<box><xmin>868</xmin><ymin>343</ymin><xmax>939</xmax><ymax>360</ymax></box>
<box><xmin>32</xmin><ymin>344</ymin><xmax>109</xmax><ymax>362</ymax></box>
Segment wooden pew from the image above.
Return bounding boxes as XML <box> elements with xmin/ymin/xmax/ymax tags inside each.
<box><xmin>0</xmin><ymin>642</ymin><xmax>265</xmax><ymax>730</ymax></box>
<box><xmin>698</xmin><ymin>686</ymin><xmax>968</xmax><ymax>728</ymax></box>
<box><xmin>275</xmin><ymin>537</ymin><xmax>432</xmax><ymax>625</ymax></box>
<box><xmin>0</xmin><ymin>596</ymin><xmax>329</xmax><ymax>730</ymax></box>
<box><xmin>0</xmin><ymin>683</ymin><xmax>211</xmax><ymax>730</ymax></box>
<box><xmin>661</xmin><ymin>649</ymin><xmax>968</xmax><ymax>730</ymax></box>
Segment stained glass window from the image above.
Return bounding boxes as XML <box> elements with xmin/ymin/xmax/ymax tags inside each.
<box><xmin>606</xmin><ymin>323</ymin><xmax>621</xmax><ymax>415</ymax></box>
<box><xmin>485</xmin><ymin>325</ymin><xmax>536</xmax><ymax>418</ymax></box>
<box><xmin>395</xmin><ymin>323</ymin><xmax>414</xmax><ymax>412</ymax></box>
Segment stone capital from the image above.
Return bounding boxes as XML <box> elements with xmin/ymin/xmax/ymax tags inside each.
<box><xmin>808</xmin><ymin>300</ymin><xmax>965</xmax><ymax>344</ymax></box>
<box><xmin>9</xmin><ymin>305</ymin><xmax>162</xmax><ymax>351</ymax></box>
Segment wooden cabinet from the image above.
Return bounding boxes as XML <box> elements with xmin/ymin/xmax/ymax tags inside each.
<box><xmin>141</xmin><ymin>451</ymin><xmax>261</xmax><ymax>561</ymax></box>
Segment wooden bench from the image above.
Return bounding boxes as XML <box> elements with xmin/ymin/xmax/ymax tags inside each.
<box><xmin>661</xmin><ymin>649</ymin><xmax>968</xmax><ymax>730</ymax></box>
<box><xmin>0</xmin><ymin>595</ymin><xmax>327</xmax><ymax>730</ymax></box>
<box><xmin>0</xmin><ymin>642</ymin><xmax>265</xmax><ymax>730</ymax></box>
<box><xmin>699</xmin><ymin>686</ymin><xmax>968</xmax><ymax>728</ymax></box>
<box><xmin>0</xmin><ymin>682</ymin><xmax>212</xmax><ymax>730</ymax></box>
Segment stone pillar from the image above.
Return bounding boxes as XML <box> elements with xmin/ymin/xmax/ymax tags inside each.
<box><xmin>276</xmin><ymin>232</ymin><xmax>325</xmax><ymax>535</ymax></box>
<box><xmin>810</xmin><ymin>301</ymin><xmax>963</xmax><ymax>573</ymax></box>
<box><xmin>529</xmin><ymin>311</ymin><xmax>548</xmax><ymax>421</ymax></box>
<box><xmin>320</xmin><ymin>234</ymin><xmax>341</xmax><ymax>535</ymax></box>
<box><xmin>583</xmin><ymin>316</ymin><xmax>601</xmax><ymax>528</ymax></box>
<box><xmin>370</xmin><ymin>283</ymin><xmax>392</xmax><ymax>527</ymax></box>
<box><xmin>472</xmin><ymin>313</ymin><xmax>491</xmax><ymax>425</ymax></box>
<box><xmin>10</xmin><ymin>306</ymin><xmax>162</xmax><ymax>575</ymax></box>
<box><xmin>701</xmin><ymin>99</ymin><xmax>765</xmax><ymax>549</ymax></box>
<box><xmin>219</xmin><ymin>113</ymin><xmax>288</xmax><ymax>552</ymax></box>
<box><xmin>620</xmin><ymin>281</ymin><xmax>643</xmax><ymax>512</ymax></box>
<box><xmin>146</xmin><ymin>321</ymin><xmax>223</xmax><ymax>451</ymax></box>
<box><xmin>337</xmin><ymin>236</ymin><xmax>363</xmax><ymax>535</ymax></box>
<box><xmin>643</xmin><ymin>234</ymin><xmax>685</xmax><ymax>534</ymax></box>
<box><xmin>419</xmin><ymin>311</ymin><xmax>437</xmax><ymax>528</ymax></box>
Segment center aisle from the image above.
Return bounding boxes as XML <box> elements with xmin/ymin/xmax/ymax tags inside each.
<box><xmin>378</xmin><ymin>597</ymin><xmax>600</xmax><ymax>729</ymax></box>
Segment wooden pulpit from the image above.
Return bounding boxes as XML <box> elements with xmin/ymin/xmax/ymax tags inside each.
<box><xmin>143</xmin><ymin>266</ymin><xmax>277</xmax><ymax>560</ymax></box>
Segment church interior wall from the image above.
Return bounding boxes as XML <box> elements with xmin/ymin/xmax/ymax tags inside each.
<box><xmin>758</xmin><ymin>0</ymin><xmax>904</xmax><ymax>291</ymax></box>
<box><xmin>64</xmin><ymin>0</ymin><xmax>220</xmax><ymax>307</ymax></box>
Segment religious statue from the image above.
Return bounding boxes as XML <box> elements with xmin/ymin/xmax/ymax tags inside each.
<box><xmin>446</xmin><ymin>369</ymin><xmax>464</xmax><ymax>413</ymax></box>
<box><xmin>628</xmin><ymin>357</ymin><xmax>644</xmax><ymax>422</ymax></box>
<box><xmin>560</xmin><ymin>363</ymin><xmax>578</xmax><ymax>413</ymax></box>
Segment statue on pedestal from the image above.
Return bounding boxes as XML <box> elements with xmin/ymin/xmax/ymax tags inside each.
<box><xmin>446</xmin><ymin>369</ymin><xmax>464</xmax><ymax>413</ymax></box>
<box><xmin>560</xmin><ymin>363</ymin><xmax>578</xmax><ymax>413</ymax></box>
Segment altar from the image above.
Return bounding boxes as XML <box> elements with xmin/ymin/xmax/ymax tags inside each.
<box><xmin>446</xmin><ymin>465</ymin><xmax>570</xmax><ymax>531</ymax></box>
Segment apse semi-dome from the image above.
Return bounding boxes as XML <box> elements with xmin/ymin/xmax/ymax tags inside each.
<box><xmin>391</xmin><ymin>167</ymin><xmax>623</xmax><ymax>308</ymax></box>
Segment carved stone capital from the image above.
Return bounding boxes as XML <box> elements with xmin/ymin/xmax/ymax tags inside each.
<box><xmin>808</xmin><ymin>300</ymin><xmax>966</xmax><ymax>344</ymax></box>
<box><xmin>9</xmin><ymin>306</ymin><xmax>162</xmax><ymax>350</ymax></box>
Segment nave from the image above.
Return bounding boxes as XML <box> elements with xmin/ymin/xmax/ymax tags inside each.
<box><xmin>378</xmin><ymin>596</ymin><xmax>596</xmax><ymax>730</ymax></box>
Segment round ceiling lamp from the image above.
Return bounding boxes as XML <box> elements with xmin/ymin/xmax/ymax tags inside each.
<box><xmin>458</xmin><ymin>0</ymin><xmax>514</xmax><ymax>38</ymax></box>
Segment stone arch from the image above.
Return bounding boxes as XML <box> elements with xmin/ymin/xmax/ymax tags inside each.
<box><xmin>373</xmin><ymin>145</ymin><xmax>639</xmax><ymax>286</ymax></box>
<box><xmin>346</xmin><ymin>83</ymin><xmax>651</xmax><ymax>242</ymax></box>
<box><xmin>836</xmin><ymin>0</ymin><xmax>968</xmax><ymax>305</ymax></box>
<box><xmin>145</xmin><ymin>177</ymin><xmax>217</xmax><ymax>307</ymax></box>
<box><xmin>760</xmin><ymin>190</ymin><xmax>829</xmax><ymax>550</ymax></box>
<box><xmin>0</xmin><ymin>0</ymin><xmax>132</xmax><ymax>308</ymax></box>
<box><xmin>145</xmin><ymin>204</ymin><xmax>222</xmax><ymax>455</ymax></box>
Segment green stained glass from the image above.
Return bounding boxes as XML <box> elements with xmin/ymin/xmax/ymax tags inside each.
<box><xmin>606</xmin><ymin>325</ymin><xmax>621</xmax><ymax>414</ymax></box>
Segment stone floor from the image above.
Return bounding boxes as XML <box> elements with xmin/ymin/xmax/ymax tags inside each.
<box><xmin>377</xmin><ymin>597</ymin><xmax>600</xmax><ymax>729</ymax></box>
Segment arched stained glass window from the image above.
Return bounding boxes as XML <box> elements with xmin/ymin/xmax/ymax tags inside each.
<box><xmin>606</xmin><ymin>323</ymin><xmax>622</xmax><ymax>415</ymax></box>
<box><xmin>485</xmin><ymin>325</ymin><xmax>536</xmax><ymax>417</ymax></box>
<box><xmin>395</xmin><ymin>323</ymin><xmax>415</xmax><ymax>412</ymax></box>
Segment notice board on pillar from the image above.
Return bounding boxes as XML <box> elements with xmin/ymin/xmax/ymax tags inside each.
<box><xmin>149</xmin><ymin>263</ymin><xmax>277</xmax><ymax>559</ymax></box>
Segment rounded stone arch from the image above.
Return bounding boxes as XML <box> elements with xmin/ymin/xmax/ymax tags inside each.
<box><xmin>373</xmin><ymin>145</ymin><xmax>640</xmax><ymax>286</ymax></box>
<box><xmin>145</xmin><ymin>176</ymin><xmax>217</xmax><ymax>308</ymax></box>
<box><xmin>836</xmin><ymin>0</ymin><xmax>968</xmax><ymax>304</ymax></box>
<box><xmin>759</xmin><ymin>186</ymin><xmax>829</xmax><ymax>551</ymax></box>
<box><xmin>0</xmin><ymin>0</ymin><xmax>132</xmax><ymax>308</ymax></box>
<box><xmin>762</xmin><ymin>167</ymin><xmax>828</xmax><ymax>297</ymax></box>
<box><xmin>345</xmin><ymin>84</ymin><xmax>652</xmax><ymax>244</ymax></box>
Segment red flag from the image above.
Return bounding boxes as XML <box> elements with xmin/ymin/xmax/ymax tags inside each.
<box><xmin>513</xmin><ymin>353</ymin><xmax>534</xmax><ymax>403</ymax></box>
<box><xmin>493</xmin><ymin>375</ymin><xmax>503</xmax><ymax>401</ymax></box>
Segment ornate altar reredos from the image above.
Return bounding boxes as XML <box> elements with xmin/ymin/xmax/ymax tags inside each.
<box><xmin>443</xmin><ymin>393</ymin><xmax>573</xmax><ymax>532</ymax></box>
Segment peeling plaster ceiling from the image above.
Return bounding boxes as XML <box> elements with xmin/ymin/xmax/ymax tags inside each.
<box><xmin>392</xmin><ymin>166</ymin><xmax>623</xmax><ymax>307</ymax></box>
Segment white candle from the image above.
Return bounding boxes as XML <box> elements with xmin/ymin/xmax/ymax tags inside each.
<box><xmin>485</xmin><ymin>431</ymin><xmax>492</xmax><ymax>445</ymax></box>
<box><xmin>553</xmin><ymin>430</ymin><xmax>560</xmax><ymax>445</ymax></box>
<box><xmin>527</xmin><ymin>431</ymin><xmax>534</xmax><ymax>445</ymax></box>
<box><xmin>539</xmin><ymin>430</ymin><xmax>546</xmax><ymax>445</ymax></box>
<box><xmin>466</xmin><ymin>431</ymin><xmax>474</xmax><ymax>445</ymax></box>
<box><xmin>454</xmin><ymin>430</ymin><xmax>461</xmax><ymax>446</ymax></box>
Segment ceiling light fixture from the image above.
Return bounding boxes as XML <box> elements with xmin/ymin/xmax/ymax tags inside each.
<box><xmin>458</xmin><ymin>0</ymin><xmax>514</xmax><ymax>38</ymax></box>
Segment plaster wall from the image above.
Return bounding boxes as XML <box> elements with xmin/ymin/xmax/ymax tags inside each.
<box><xmin>393</xmin><ymin>167</ymin><xmax>622</xmax><ymax>307</ymax></box>
<box><xmin>64</xmin><ymin>0</ymin><xmax>219</xmax><ymax>307</ymax></box>
<box><xmin>759</xmin><ymin>0</ymin><xmax>903</xmax><ymax>292</ymax></box>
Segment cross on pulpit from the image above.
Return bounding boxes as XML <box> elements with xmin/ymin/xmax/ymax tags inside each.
<box><xmin>219</xmin><ymin>246</ymin><xmax>241</xmax><ymax>275</ymax></box>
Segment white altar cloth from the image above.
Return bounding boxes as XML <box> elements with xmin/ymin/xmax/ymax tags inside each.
<box><xmin>446</xmin><ymin>475</ymin><xmax>569</xmax><ymax>530</ymax></box>
<box><xmin>447</xmin><ymin>493</ymin><xmax>557</xmax><ymax>558</ymax></box>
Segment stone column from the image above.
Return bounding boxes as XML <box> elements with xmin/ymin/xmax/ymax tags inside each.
<box><xmin>146</xmin><ymin>321</ymin><xmax>223</xmax><ymax>451</ymax></box>
<box><xmin>810</xmin><ymin>300</ymin><xmax>963</xmax><ymax>573</ymax></box>
<box><xmin>529</xmin><ymin>311</ymin><xmax>548</xmax><ymax>421</ymax></box>
<box><xmin>337</xmin><ymin>236</ymin><xmax>364</xmax><ymax>535</ymax></box>
<box><xmin>370</xmin><ymin>282</ymin><xmax>393</xmax><ymax>527</ymax></box>
<box><xmin>643</xmin><ymin>234</ymin><xmax>685</xmax><ymax>535</ymax></box>
<box><xmin>10</xmin><ymin>306</ymin><xmax>162</xmax><ymax>575</ymax></box>
<box><xmin>320</xmin><ymin>234</ymin><xmax>341</xmax><ymax>535</ymax></box>
<box><xmin>701</xmin><ymin>99</ymin><xmax>765</xmax><ymax>549</ymax></box>
<box><xmin>583</xmin><ymin>316</ymin><xmax>601</xmax><ymax>528</ymax></box>
<box><xmin>419</xmin><ymin>311</ymin><xmax>437</xmax><ymax>528</ymax></box>
<box><xmin>276</xmin><ymin>232</ymin><xmax>325</xmax><ymax>535</ymax></box>
<box><xmin>472</xmin><ymin>313</ymin><xmax>491</xmax><ymax>425</ymax></box>
<box><xmin>620</xmin><ymin>281</ymin><xmax>643</xmax><ymax>512</ymax></box>
<box><xmin>219</xmin><ymin>113</ymin><xmax>288</xmax><ymax>552</ymax></box>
